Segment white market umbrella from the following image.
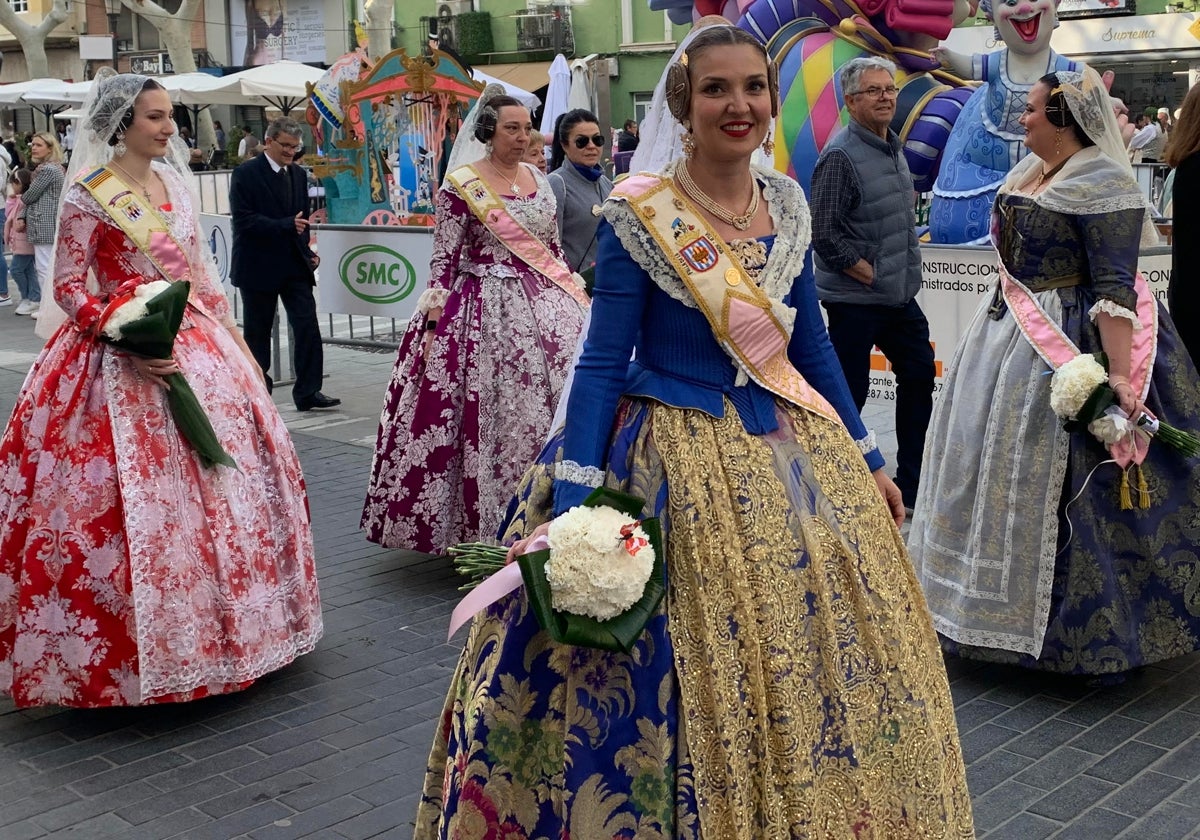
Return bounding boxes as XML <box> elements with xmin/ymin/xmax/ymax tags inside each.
<box><xmin>19</xmin><ymin>79</ymin><xmax>92</xmax><ymax>107</ymax></box>
<box><xmin>471</xmin><ymin>69</ymin><xmax>541</xmax><ymax>112</ymax></box>
<box><xmin>212</xmin><ymin>60</ymin><xmax>326</xmax><ymax>114</ymax></box>
<box><xmin>538</xmin><ymin>54</ymin><xmax>571</xmax><ymax>137</ymax></box>
<box><xmin>158</xmin><ymin>72</ymin><xmax>231</xmax><ymax>107</ymax></box>
<box><xmin>0</xmin><ymin>79</ymin><xmax>78</xmax><ymax>129</ymax></box>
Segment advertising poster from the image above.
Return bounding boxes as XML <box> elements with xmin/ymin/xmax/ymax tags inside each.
<box><xmin>229</xmin><ymin>0</ymin><xmax>326</xmax><ymax>67</ymax></box>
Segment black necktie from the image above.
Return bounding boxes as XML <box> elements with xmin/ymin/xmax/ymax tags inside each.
<box><xmin>278</xmin><ymin>165</ymin><xmax>292</xmax><ymax>208</ymax></box>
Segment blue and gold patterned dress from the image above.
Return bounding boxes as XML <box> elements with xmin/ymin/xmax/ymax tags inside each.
<box><xmin>911</xmin><ymin>147</ymin><xmax>1200</xmax><ymax>676</ymax></box>
<box><xmin>413</xmin><ymin>165</ymin><xmax>974</xmax><ymax>839</ymax></box>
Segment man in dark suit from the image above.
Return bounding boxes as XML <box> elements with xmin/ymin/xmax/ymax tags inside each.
<box><xmin>230</xmin><ymin>116</ymin><xmax>339</xmax><ymax>411</ymax></box>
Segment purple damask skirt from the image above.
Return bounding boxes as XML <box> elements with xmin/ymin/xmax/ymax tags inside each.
<box><xmin>361</xmin><ymin>268</ymin><xmax>586</xmax><ymax>554</ymax></box>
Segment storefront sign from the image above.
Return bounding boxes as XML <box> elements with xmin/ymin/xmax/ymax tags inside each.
<box><xmin>944</xmin><ymin>11</ymin><xmax>1199</xmax><ymax>57</ymax></box>
<box><xmin>864</xmin><ymin>245</ymin><xmax>1172</xmax><ymax>405</ymax></box>
<box><xmin>315</xmin><ymin>226</ymin><xmax>434</xmax><ymax>320</ymax></box>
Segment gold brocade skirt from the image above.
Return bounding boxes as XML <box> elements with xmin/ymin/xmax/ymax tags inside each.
<box><xmin>414</xmin><ymin>398</ymin><xmax>975</xmax><ymax>839</ymax></box>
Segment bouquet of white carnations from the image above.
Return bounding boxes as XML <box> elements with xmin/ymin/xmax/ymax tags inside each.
<box><xmin>450</xmin><ymin>487</ymin><xmax>664</xmax><ymax>652</ymax></box>
<box><xmin>1049</xmin><ymin>352</ymin><xmax>1200</xmax><ymax>458</ymax></box>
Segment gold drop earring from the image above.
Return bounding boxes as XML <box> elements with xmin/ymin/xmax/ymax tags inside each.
<box><xmin>681</xmin><ymin>120</ymin><xmax>696</xmax><ymax>159</ymax></box>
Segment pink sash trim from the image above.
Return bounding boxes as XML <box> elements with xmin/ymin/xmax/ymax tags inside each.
<box><xmin>446</xmin><ymin>165</ymin><xmax>590</xmax><ymax>309</ymax></box>
<box><xmin>999</xmin><ymin>258</ymin><xmax>1157</xmax><ymax>467</ymax></box>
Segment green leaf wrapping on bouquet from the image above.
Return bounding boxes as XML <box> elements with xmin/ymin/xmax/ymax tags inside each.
<box><xmin>517</xmin><ymin>487</ymin><xmax>666</xmax><ymax>653</ymax></box>
<box><xmin>102</xmin><ymin>281</ymin><xmax>236</xmax><ymax>470</ymax></box>
<box><xmin>1062</xmin><ymin>383</ymin><xmax>1118</xmax><ymax>433</ymax></box>
<box><xmin>163</xmin><ymin>372</ymin><xmax>237</xmax><ymax>469</ymax></box>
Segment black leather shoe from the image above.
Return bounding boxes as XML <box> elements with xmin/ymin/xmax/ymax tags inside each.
<box><xmin>295</xmin><ymin>392</ymin><xmax>341</xmax><ymax>411</ymax></box>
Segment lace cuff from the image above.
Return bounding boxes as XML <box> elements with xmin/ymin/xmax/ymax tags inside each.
<box><xmin>1088</xmin><ymin>298</ymin><xmax>1142</xmax><ymax>330</ymax></box>
<box><xmin>554</xmin><ymin>459</ymin><xmax>604</xmax><ymax>488</ymax></box>
<box><xmin>416</xmin><ymin>287</ymin><xmax>450</xmax><ymax>314</ymax></box>
<box><xmin>855</xmin><ymin>430</ymin><xmax>878</xmax><ymax>456</ymax></box>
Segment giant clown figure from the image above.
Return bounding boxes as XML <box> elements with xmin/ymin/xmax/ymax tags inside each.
<box><xmin>927</xmin><ymin>0</ymin><xmax>1077</xmax><ymax>243</ymax></box>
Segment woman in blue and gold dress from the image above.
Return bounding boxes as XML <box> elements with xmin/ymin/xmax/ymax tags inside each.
<box><xmin>413</xmin><ymin>23</ymin><xmax>973</xmax><ymax>839</ymax></box>
<box><xmin>910</xmin><ymin>67</ymin><xmax>1200</xmax><ymax>677</ymax></box>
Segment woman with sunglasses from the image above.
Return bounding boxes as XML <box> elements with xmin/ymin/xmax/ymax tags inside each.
<box><xmin>547</xmin><ymin>109</ymin><xmax>613</xmax><ymax>279</ymax></box>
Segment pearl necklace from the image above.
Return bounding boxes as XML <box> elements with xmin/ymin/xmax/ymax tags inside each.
<box><xmin>486</xmin><ymin>156</ymin><xmax>522</xmax><ymax>196</ymax></box>
<box><xmin>110</xmin><ymin>159</ymin><xmax>155</xmax><ymax>202</ymax></box>
<box><xmin>675</xmin><ymin>161</ymin><xmax>759</xmax><ymax>231</ymax></box>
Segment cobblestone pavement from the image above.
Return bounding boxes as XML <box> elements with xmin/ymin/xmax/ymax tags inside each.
<box><xmin>1</xmin><ymin>314</ymin><xmax>1199</xmax><ymax>839</ymax></box>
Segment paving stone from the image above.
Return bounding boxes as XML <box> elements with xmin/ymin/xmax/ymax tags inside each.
<box><xmin>983</xmin><ymin>811</ymin><xmax>1060</xmax><ymax>839</ymax></box>
<box><xmin>331</xmin><ymin>800</ymin><xmax>416</xmax><ymax>839</ymax></box>
<box><xmin>1152</xmin><ymin>736</ymin><xmax>1200</xmax><ymax>781</ymax></box>
<box><xmin>960</xmin><ymin>723</ymin><xmax>1021</xmax><ymax>763</ymax></box>
<box><xmin>168</xmin><ymin>800</ymin><xmax>297</xmax><ymax>840</ymax></box>
<box><xmin>68</xmin><ymin>750</ymin><xmax>191</xmax><ymax>796</ymax></box>
<box><xmin>1118</xmin><ymin>801</ymin><xmax>1200</xmax><ymax>839</ymax></box>
<box><xmin>1103</xmin><ymin>771</ymin><xmax>1187</xmax><ymax>818</ymax></box>
<box><xmin>245</xmin><ymin>795</ymin><xmax>372</xmax><ymax>839</ymax></box>
<box><xmin>1137</xmin><ymin>711</ymin><xmax>1200</xmax><ymax>750</ymax></box>
<box><xmin>32</xmin><ymin>781</ymin><xmax>157</xmax><ymax>831</ymax></box>
<box><xmin>193</xmin><ymin>769</ymin><xmax>315</xmax><ymax>820</ymax></box>
<box><xmin>224</xmin><ymin>741</ymin><xmax>337</xmax><ymax>786</ymax></box>
<box><xmin>954</xmin><ymin>698</ymin><xmax>1011</xmax><ymax>734</ymax></box>
<box><xmin>0</xmin><ymin>820</ymin><xmax>49</xmax><ymax>839</ymax></box>
<box><xmin>1005</xmin><ymin>718</ymin><xmax>1088</xmax><ymax>759</ymax></box>
<box><xmin>113</xmin><ymin>774</ymin><xmax>241</xmax><ymax>825</ymax></box>
<box><xmin>1086</xmin><ymin>740</ymin><xmax>1169</xmax><ymax>784</ymax></box>
<box><xmin>968</xmin><ymin>780</ymin><xmax>1045</xmax><ymax>833</ymax></box>
<box><xmin>97</xmin><ymin>806</ymin><xmax>211</xmax><ymax>838</ymax></box>
<box><xmin>967</xmin><ymin>750</ymin><xmax>1035</xmax><ymax>797</ymax></box>
<box><xmin>1028</xmin><ymin>775</ymin><xmax>1119</xmax><ymax>822</ymax></box>
<box><xmin>1070</xmin><ymin>715</ymin><xmax>1150</xmax><ymax>755</ymax></box>
<box><xmin>1015</xmin><ymin>746</ymin><xmax>1098</xmax><ymax>790</ymax></box>
<box><xmin>0</xmin><ymin>787</ymin><xmax>81</xmax><ymax>827</ymax></box>
<box><xmin>1049</xmin><ymin>807</ymin><xmax>1134</xmax><ymax>840</ymax></box>
<box><xmin>993</xmin><ymin>695</ymin><xmax>1071</xmax><ymax>732</ymax></box>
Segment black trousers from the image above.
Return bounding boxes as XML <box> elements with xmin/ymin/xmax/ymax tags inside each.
<box><xmin>823</xmin><ymin>298</ymin><xmax>935</xmax><ymax>508</ymax></box>
<box><xmin>239</xmin><ymin>279</ymin><xmax>323</xmax><ymax>403</ymax></box>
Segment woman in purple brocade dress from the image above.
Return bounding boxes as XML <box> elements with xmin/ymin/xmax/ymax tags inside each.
<box><xmin>361</xmin><ymin>92</ymin><xmax>589</xmax><ymax>555</ymax></box>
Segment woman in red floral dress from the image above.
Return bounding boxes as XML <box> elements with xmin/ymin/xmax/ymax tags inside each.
<box><xmin>0</xmin><ymin>72</ymin><xmax>323</xmax><ymax>708</ymax></box>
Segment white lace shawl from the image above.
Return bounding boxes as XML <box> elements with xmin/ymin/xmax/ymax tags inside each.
<box><xmin>603</xmin><ymin>161</ymin><xmax>812</xmax><ymax>337</ymax></box>
<box><xmin>1000</xmin><ymin>143</ymin><xmax>1158</xmax><ymax>249</ymax></box>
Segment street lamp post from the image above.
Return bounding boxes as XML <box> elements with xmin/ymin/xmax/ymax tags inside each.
<box><xmin>104</xmin><ymin>0</ymin><xmax>122</xmax><ymax>69</ymax></box>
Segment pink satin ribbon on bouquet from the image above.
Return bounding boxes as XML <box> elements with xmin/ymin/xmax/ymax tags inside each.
<box><xmin>447</xmin><ymin>534</ymin><xmax>550</xmax><ymax>640</ymax></box>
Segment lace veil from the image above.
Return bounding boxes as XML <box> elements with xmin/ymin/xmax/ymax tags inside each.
<box><xmin>36</xmin><ymin>69</ymin><xmax>204</xmax><ymax>337</ymax></box>
<box><xmin>1003</xmin><ymin>65</ymin><xmax>1158</xmax><ymax>248</ymax></box>
<box><xmin>443</xmin><ymin>82</ymin><xmax>507</xmax><ymax>180</ymax></box>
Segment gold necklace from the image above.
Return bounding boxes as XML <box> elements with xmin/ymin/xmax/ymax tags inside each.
<box><xmin>675</xmin><ymin>161</ymin><xmax>759</xmax><ymax>231</ymax></box>
<box><xmin>486</xmin><ymin>156</ymin><xmax>522</xmax><ymax>196</ymax></box>
<box><xmin>110</xmin><ymin>159</ymin><xmax>154</xmax><ymax>202</ymax></box>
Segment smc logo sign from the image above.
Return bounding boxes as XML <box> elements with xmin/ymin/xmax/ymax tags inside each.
<box><xmin>337</xmin><ymin>244</ymin><xmax>417</xmax><ymax>305</ymax></box>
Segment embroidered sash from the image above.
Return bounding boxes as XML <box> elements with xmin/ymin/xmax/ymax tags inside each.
<box><xmin>998</xmin><ymin>254</ymin><xmax>1158</xmax><ymax>467</ymax></box>
<box><xmin>78</xmin><ymin>166</ymin><xmax>191</xmax><ymax>285</ymax></box>
<box><xmin>616</xmin><ymin>173</ymin><xmax>843</xmax><ymax>427</ymax></box>
<box><xmin>445</xmin><ymin>164</ymin><xmax>589</xmax><ymax>308</ymax></box>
